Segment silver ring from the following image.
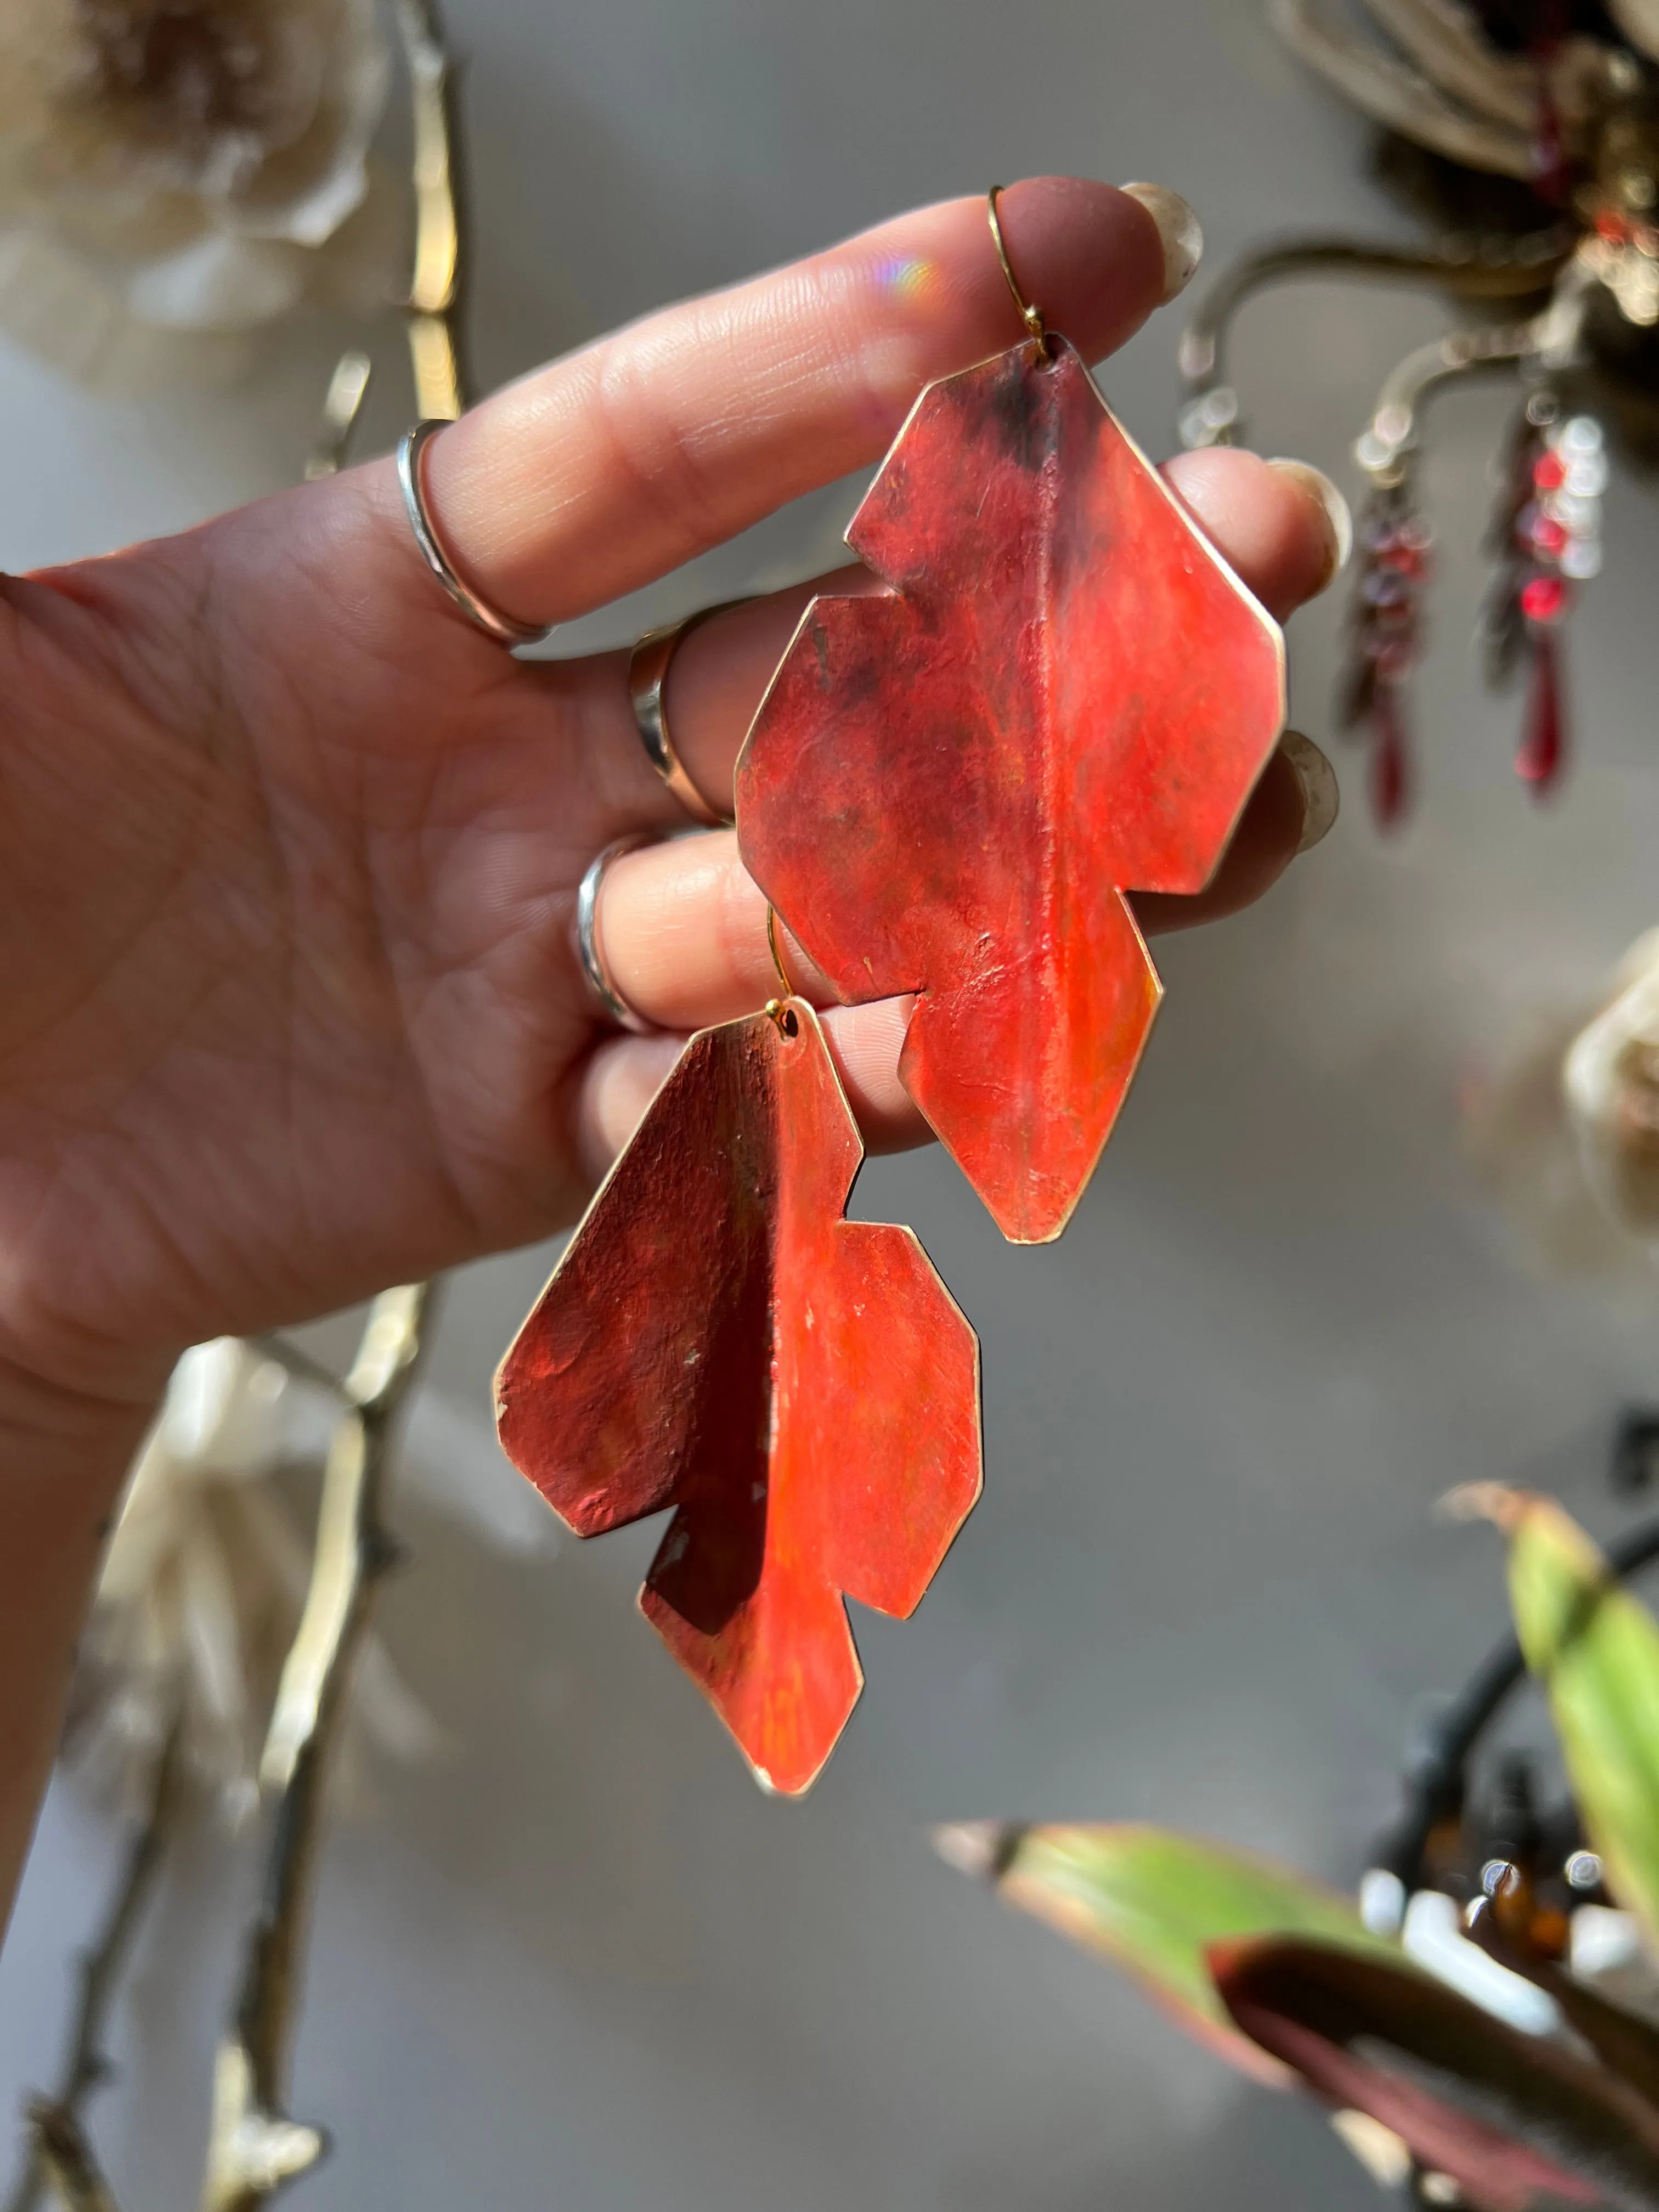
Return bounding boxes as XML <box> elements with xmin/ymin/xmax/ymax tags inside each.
<box><xmin>397</xmin><ymin>421</ymin><xmax>548</xmax><ymax>648</ymax></box>
<box><xmin>628</xmin><ymin>602</ymin><xmax>749</xmax><ymax>827</ymax></box>
<box><xmin>574</xmin><ymin>836</ymin><xmax>658</xmax><ymax>1033</ymax></box>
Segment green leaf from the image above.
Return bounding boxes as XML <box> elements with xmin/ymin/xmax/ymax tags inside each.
<box><xmin>1456</xmin><ymin>1487</ymin><xmax>1659</xmax><ymax>1952</ymax></box>
<box><xmin>945</xmin><ymin>1822</ymin><xmax>1393</xmax><ymax>2080</ymax></box>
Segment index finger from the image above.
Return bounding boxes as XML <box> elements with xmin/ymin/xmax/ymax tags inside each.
<box><xmin>417</xmin><ymin>177</ymin><xmax>1177</xmax><ymax>632</ymax></box>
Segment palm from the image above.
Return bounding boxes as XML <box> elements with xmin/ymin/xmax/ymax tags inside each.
<box><xmin>0</xmin><ymin>476</ymin><xmax>642</xmax><ymax>1376</ymax></box>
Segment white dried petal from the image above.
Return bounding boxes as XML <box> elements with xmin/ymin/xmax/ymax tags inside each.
<box><xmin>0</xmin><ymin>0</ymin><xmax>391</xmax><ymax>385</ymax></box>
<box><xmin>1571</xmin><ymin>1903</ymin><xmax>1644</xmax><ymax>1978</ymax></box>
<box><xmin>70</xmin><ymin>1332</ymin><xmax>439</xmax><ymax>1819</ymax></box>
<box><xmin>1330</xmin><ymin>2110</ymin><xmax>1412</xmax><ymax>2190</ymax></box>
<box><xmin>1564</xmin><ymin>934</ymin><xmax>1659</xmax><ymax>1240</ymax></box>
<box><xmin>1464</xmin><ymin>928</ymin><xmax>1659</xmax><ymax>1283</ymax></box>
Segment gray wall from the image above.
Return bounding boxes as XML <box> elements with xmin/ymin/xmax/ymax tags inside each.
<box><xmin>3</xmin><ymin>1</ymin><xmax>1658</xmax><ymax>2205</ymax></box>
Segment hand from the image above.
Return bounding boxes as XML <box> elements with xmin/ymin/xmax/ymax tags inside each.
<box><xmin>0</xmin><ymin>177</ymin><xmax>1342</xmax><ymax>1408</ymax></box>
<box><xmin>0</xmin><ymin>172</ymin><xmax>1345</xmax><ymax>1916</ymax></box>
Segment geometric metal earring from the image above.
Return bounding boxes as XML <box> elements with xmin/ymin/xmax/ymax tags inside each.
<box><xmin>736</xmin><ymin>193</ymin><xmax>1286</xmax><ymax>1244</ymax></box>
<box><xmin>495</xmin><ymin>988</ymin><xmax>981</xmax><ymax>1796</ymax></box>
<box><xmin>495</xmin><ymin>188</ymin><xmax>1287</xmax><ymax>1791</ymax></box>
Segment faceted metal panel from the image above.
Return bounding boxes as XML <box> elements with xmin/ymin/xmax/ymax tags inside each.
<box><xmin>495</xmin><ymin>1002</ymin><xmax>983</xmax><ymax>1795</ymax></box>
<box><xmin>736</xmin><ymin>338</ymin><xmax>1286</xmax><ymax>1244</ymax></box>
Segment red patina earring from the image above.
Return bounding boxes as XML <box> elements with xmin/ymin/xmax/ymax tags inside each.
<box><xmin>495</xmin><ymin>910</ymin><xmax>983</xmax><ymax>1797</ymax></box>
<box><xmin>495</xmin><ymin>187</ymin><xmax>1288</xmax><ymax>1791</ymax></box>
<box><xmin>736</xmin><ymin>188</ymin><xmax>1286</xmax><ymax>1244</ymax></box>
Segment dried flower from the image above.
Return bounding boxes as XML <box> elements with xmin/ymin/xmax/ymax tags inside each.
<box><xmin>67</xmin><ymin>1337</ymin><xmax>436</xmax><ymax>1824</ymax></box>
<box><xmin>0</xmin><ymin>0</ymin><xmax>391</xmax><ymax>387</ymax></box>
<box><xmin>1465</xmin><ymin>927</ymin><xmax>1659</xmax><ymax>1278</ymax></box>
<box><xmin>1564</xmin><ymin>927</ymin><xmax>1659</xmax><ymax>1246</ymax></box>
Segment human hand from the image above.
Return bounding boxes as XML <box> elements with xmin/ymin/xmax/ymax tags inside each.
<box><xmin>0</xmin><ymin>174</ymin><xmax>1347</xmax><ymax>1914</ymax></box>
<box><xmin>0</xmin><ymin>176</ymin><xmax>1343</xmax><ymax>1411</ymax></box>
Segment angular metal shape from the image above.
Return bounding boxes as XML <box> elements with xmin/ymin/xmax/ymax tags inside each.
<box><xmin>494</xmin><ymin>1001</ymin><xmax>983</xmax><ymax>1796</ymax></box>
<box><xmin>736</xmin><ymin>338</ymin><xmax>1287</xmax><ymax>1244</ymax></box>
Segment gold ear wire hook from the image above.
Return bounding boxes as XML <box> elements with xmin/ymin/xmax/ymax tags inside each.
<box><xmin>765</xmin><ymin>907</ymin><xmax>799</xmax><ymax>1036</ymax></box>
<box><xmin>988</xmin><ymin>185</ymin><xmax>1048</xmax><ymax>354</ymax></box>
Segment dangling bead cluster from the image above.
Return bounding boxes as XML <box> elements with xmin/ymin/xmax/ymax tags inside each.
<box><xmin>1338</xmin><ymin>485</ymin><xmax>1433</xmax><ymax>828</ymax></box>
<box><xmin>1482</xmin><ymin>396</ymin><xmax>1605</xmax><ymax>799</ymax></box>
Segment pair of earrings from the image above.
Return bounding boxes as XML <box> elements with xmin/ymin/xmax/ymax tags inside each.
<box><xmin>494</xmin><ymin>194</ymin><xmax>1287</xmax><ymax>1795</ymax></box>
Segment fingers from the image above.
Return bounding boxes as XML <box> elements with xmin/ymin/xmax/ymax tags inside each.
<box><xmin>585</xmin><ymin>719</ymin><xmax>1335</xmax><ymax>1058</ymax></box>
<box><xmin>573</xmin><ymin>740</ymin><xmax>1325</xmax><ymax>1172</ymax></box>
<box><xmin>1133</xmin><ymin>733</ymin><xmax>1334</xmax><ymax>936</ymax></box>
<box><xmin>416</xmin><ymin>178</ymin><xmax>1172</xmax><ymax>631</ymax></box>
<box><xmin>618</xmin><ymin>443</ymin><xmax>1350</xmax><ymax>831</ymax></box>
<box><xmin>1166</xmin><ymin>449</ymin><xmax>1351</xmax><ymax>619</ymax></box>
<box><xmin>570</xmin><ymin>437</ymin><xmax>1351</xmax><ymax>1171</ymax></box>
<box><xmin>585</xmin><ymin>447</ymin><xmax>1352</xmax><ymax>1036</ymax></box>
<box><xmin>594</xmin><ymin>830</ymin><xmax>821</xmax><ymax>1037</ymax></box>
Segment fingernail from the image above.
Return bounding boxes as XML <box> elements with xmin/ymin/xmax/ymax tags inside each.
<box><xmin>1280</xmin><ymin>729</ymin><xmax>1339</xmax><ymax>855</ymax></box>
<box><xmin>1267</xmin><ymin>458</ymin><xmax>1353</xmax><ymax>592</ymax></box>
<box><xmin>1120</xmin><ymin>183</ymin><xmax>1204</xmax><ymax>303</ymax></box>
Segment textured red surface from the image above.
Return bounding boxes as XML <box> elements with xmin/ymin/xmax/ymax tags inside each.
<box><xmin>736</xmin><ymin>338</ymin><xmax>1286</xmax><ymax>1244</ymax></box>
<box><xmin>494</xmin><ymin>1002</ymin><xmax>983</xmax><ymax>1795</ymax></box>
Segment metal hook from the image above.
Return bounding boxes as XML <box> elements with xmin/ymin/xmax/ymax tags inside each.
<box><xmin>765</xmin><ymin>908</ymin><xmax>799</xmax><ymax>1036</ymax></box>
<box><xmin>988</xmin><ymin>185</ymin><xmax>1048</xmax><ymax>354</ymax></box>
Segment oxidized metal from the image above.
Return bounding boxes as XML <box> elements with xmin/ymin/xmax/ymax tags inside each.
<box><xmin>495</xmin><ymin>1000</ymin><xmax>983</xmax><ymax>1796</ymax></box>
<box><xmin>735</xmin><ymin>336</ymin><xmax>1286</xmax><ymax>1246</ymax></box>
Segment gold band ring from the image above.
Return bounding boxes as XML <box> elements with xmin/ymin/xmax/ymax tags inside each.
<box><xmin>397</xmin><ymin>421</ymin><xmax>549</xmax><ymax>648</ymax></box>
<box><xmin>574</xmin><ymin>835</ymin><xmax>658</xmax><ymax>1034</ymax></box>
<box><xmin>627</xmin><ymin>602</ymin><xmax>749</xmax><ymax>828</ymax></box>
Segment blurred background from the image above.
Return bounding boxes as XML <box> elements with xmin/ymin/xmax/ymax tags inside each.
<box><xmin>4</xmin><ymin>0</ymin><xmax>1659</xmax><ymax>2204</ymax></box>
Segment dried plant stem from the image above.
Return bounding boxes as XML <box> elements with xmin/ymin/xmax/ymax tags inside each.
<box><xmin>211</xmin><ymin>1</ymin><xmax>462</xmax><ymax>2188</ymax></box>
<box><xmin>3</xmin><ymin>1723</ymin><xmax>185</xmax><ymax>2212</ymax></box>
<box><xmin>199</xmin><ymin>1284</ymin><xmax>433</xmax><ymax>2211</ymax></box>
<box><xmin>306</xmin><ymin>0</ymin><xmax>464</xmax><ymax>477</ymax></box>
<box><xmin>15</xmin><ymin>8</ymin><xmax>465</xmax><ymax>2197</ymax></box>
<box><xmin>28</xmin><ymin>2109</ymin><xmax>116</xmax><ymax>2212</ymax></box>
<box><xmin>398</xmin><ymin>0</ymin><xmax>466</xmax><ymax>423</ymax></box>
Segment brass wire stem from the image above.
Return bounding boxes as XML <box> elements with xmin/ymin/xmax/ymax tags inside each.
<box><xmin>7</xmin><ymin>3</ymin><xmax>465</xmax><ymax>2202</ymax></box>
<box><xmin>200</xmin><ymin>1285</ymin><xmax>434</xmax><ymax>2212</ymax></box>
<box><xmin>207</xmin><ymin>8</ymin><xmax>463</xmax><ymax>2146</ymax></box>
<box><xmin>398</xmin><ymin>0</ymin><xmax>466</xmax><ymax>423</ymax></box>
<box><xmin>1176</xmin><ymin>228</ymin><xmax>1572</xmax><ymax>447</ymax></box>
<box><xmin>1356</xmin><ymin>319</ymin><xmax>1539</xmax><ymax>486</ymax></box>
<box><xmin>30</xmin><ymin>2111</ymin><xmax>116</xmax><ymax>2212</ymax></box>
<box><xmin>1354</xmin><ymin>256</ymin><xmax>1594</xmax><ymax>486</ymax></box>
<box><xmin>207</xmin><ymin>0</ymin><xmax>467</xmax><ymax>2181</ymax></box>
<box><xmin>3</xmin><ymin>1721</ymin><xmax>186</xmax><ymax>2212</ymax></box>
<box><xmin>305</xmin><ymin>0</ymin><xmax>465</xmax><ymax>478</ymax></box>
<box><xmin>302</xmin><ymin>351</ymin><xmax>373</xmax><ymax>483</ymax></box>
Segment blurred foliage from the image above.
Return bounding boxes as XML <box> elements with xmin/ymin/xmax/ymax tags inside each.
<box><xmin>947</xmin><ymin>1492</ymin><xmax>1659</xmax><ymax>2209</ymax></box>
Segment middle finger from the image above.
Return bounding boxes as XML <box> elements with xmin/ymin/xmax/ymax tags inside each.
<box><xmin>586</xmin><ymin>444</ymin><xmax>1348</xmax><ymax>1034</ymax></box>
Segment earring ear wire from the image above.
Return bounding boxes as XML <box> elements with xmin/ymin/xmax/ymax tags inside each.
<box><xmin>987</xmin><ymin>186</ymin><xmax>1048</xmax><ymax>355</ymax></box>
